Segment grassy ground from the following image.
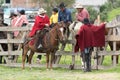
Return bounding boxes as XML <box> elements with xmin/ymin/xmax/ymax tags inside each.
<box><xmin>1</xmin><ymin>50</ymin><xmax>120</xmax><ymax>80</ymax></box>
<box><xmin>1</xmin><ymin>63</ymin><xmax>120</xmax><ymax>80</ymax></box>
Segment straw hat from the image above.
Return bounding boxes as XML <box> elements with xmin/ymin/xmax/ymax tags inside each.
<box><xmin>9</xmin><ymin>13</ymin><xmax>17</xmax><ymax>18</ymax></box>
<box><xmin>38</xmin><ymin>8</ymin><xmax>47</xmax><ymax>15</ymax></box>
<box><xmin>74</xmin><ymin>3</ymin><xmax>83</xmax><ymax>9</ymax></box>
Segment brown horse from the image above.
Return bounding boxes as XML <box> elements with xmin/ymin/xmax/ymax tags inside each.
<box><xmin>22</xmin><ymin>22</ymin><xmax>66</xmax><ymax>69</ymax></box>
<box><xmin>0</xmin><ymin>23</ymin><xmax>8</xmax><ymax>64</ymax></box>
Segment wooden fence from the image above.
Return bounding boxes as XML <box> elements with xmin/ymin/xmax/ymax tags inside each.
<box><xmin>0</xmin><ymin>15</ymin><xmax>120</xmax><ymax>69</ymax></box>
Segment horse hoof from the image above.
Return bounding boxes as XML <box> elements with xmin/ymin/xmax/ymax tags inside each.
<box><xmin>46</xmin><ymin>69</ymin><xmax>49</xmax><ymax>71</ymax></box>
<box><xmin>22</xmin><ymin>67</ymin><xmax>25</xmax><ymax>70</ymax></box>
<box><xmin>36</xmin><ymin>59</ymin><xmax>41</xmax><ymax>64</ymax></box>
<box><xmin>69</xmin><ymin>64</ymin><xmax>74</xmax><ymax>70</ymax></box>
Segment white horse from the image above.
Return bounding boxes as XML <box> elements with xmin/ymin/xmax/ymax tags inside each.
<box><xmin>69</xmin><ymin>21</ymin><xmax>92</xmax><ymax>71</ymax></box>
<box><xmin>69</xmin><ymin>21</ymin><xmax>85</xmax><ymax>69</ymax></box>
<box><xmin>69</xmin><ymin>21</ymin><xmax>83</xmax><ymax>35</ymax></box>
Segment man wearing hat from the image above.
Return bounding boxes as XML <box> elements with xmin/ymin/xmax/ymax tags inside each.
<box><xmin>75</xmin><ymin>3</ymin><xmax>89</xmax><ymax>22</ymax></box>
<box><xmin>28</xmin><ymin>8</ymin><xmax>50</xmax><ymax>63</ymax></box>
<box><xmin>29</xmin><ymin>8</ymin><xmax>50</xmax><ymax>37</ymax></box>
<box><xmin>58</xmin><ymin>2</ymin><xmax>72</xmax><ymax>23</ymax></box>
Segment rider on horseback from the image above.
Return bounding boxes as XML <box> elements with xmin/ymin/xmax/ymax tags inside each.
<box><xmin>74</xmin><ymin>3</ymin><xmax>90</xmax><ymax>22</ymax></box>
<box><xmin>58</xmin><ymin>2</ymin><xmax>72</xmax><ymax>38</ymax></box>
<box><xmin>58</xmin><ymin>2</ymin><xmax>72</xmax><ymax>23</ymax></box>
<box><xmin>50</xmin><ymin>8</ymin><xmax>58</xmax><ymax>28</ymax></box>
<box><xmin>28</xmin><ymin>8</ymin><xmax>50</xmax><ymax>49</ymax></box>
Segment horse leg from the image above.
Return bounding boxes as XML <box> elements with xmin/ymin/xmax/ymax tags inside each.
<box><xmin>22</xmin><ymin>46</ymin><xmax>29</xmax><ymax>69</ymax></box>
<box><xmin>36</xmin><ymin>55</ymin><xmax>42</xmax><ymax>64</ymax></box>
<box><xmin>50</xmin><ymin>53</ymin><xmax>55</xmax><ymax>70</ymax></box>
<box><xmin>46</xmin><ymin>53</ymin><xmax>50</xmax><ymax>70</ymax></box>
<box><xmin>112</xmin><ymin>55</ymin><xmax>119</xmax><ymax>64</ymax></box>
<box><xmin>86</xmin><ymin>53</ymin><xmax>91</xmax><ymax>72</ymax></box>
<box><xmin>28</xmin><ymin>50</ymin><xmax>34</xmax><ymax>69</ymax></box>
<box><xmin>0</xmin><ymin>56</ymin><xmax>2</xmax><ymax>64</ymax></box>
<box><xmin>81</xmin><ymin>52</ymin><xmax>86</xmax><ymax>71</ymax></box>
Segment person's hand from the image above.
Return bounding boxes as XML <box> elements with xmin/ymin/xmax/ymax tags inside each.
<box><xmin>104</xmin><ymin>22</ymin><xmax>107</xmax><ymax>24</ymax></box>
<box><xmin>45</xmin><ymin>24</ymin><xmax>49</xmax><ymax>27</ymax></box>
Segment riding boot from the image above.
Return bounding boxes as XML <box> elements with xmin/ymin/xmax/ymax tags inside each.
<box><xmin>86</xmin><ymin>53</ymin><xmax>91</xmax><ymax>72</ymax></box>
<box><xmin>89</xmin><ymin>53</ymin><xmax>92</xmax><ymax>71</ymax></box>
<box><xmin>83</xmin><ymin>53</ymin><xmax>87</xmax><ymax>72</ymax></box>
<box><xmin>82</xmin><ymin>52</ymin><xmax>85</xmax><ymax>70</ymax></box>
<box><xmin>37</xmin><ymin>37</ymin><xmax>43</xmax><ymax>49</ymax></box>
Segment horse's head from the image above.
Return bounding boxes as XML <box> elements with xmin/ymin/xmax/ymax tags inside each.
<box><xmin>54</xmin><ymin>22</ymin><xmax>67</xmax><ymax>42</ymax></box>
<box><xmin>57</xmin><ymin>21</ymin><xmax>71</xmax><ymax>41</ymax></box>
<box><xmin>69</xmin><ymin>21</ymin><xmax>83</xmax><ymax>35</ymax></box>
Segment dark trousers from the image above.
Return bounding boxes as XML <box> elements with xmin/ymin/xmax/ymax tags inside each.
<box><xmin>81</xmin><ymin>47</ymin><xmax>92</xmax><ymax>72</ymax></box>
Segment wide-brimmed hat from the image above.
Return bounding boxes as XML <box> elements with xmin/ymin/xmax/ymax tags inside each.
<box><xmin>9</xmin><ymin>13</ymin><xmax>17</xmax><ymax>18</ymax></box>
<box><xmin>74</xmin><ymin>3</ymin><xmax>83</xmax><ymax>9</ymax></box>
<box><xmin>38</xmin><ymin>8</ymin><xmax>47</xmax><ymax>15</ymax></box>
<box><xmin>59</xmin><ymin>2</ymin><xmax>66</xmax><ymax>8</ymax></box>
<box><xmin>83</xmin><ymin>18</ymin><xmax>90</xmax><ymax>24</ymax></box>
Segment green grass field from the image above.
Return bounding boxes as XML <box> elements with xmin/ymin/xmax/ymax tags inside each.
<box><xmin>1</xmin><ymin>61</ymin><xmax>120</xmax><ymax>80</ymax></box>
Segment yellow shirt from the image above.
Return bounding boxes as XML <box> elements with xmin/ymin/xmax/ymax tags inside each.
<box><xmin>50</xmin><ymin>13</ymin><xmax>58</xmax><ymax>24</ymax></box>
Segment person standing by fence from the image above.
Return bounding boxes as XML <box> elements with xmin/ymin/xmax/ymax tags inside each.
<box><xmin>75</xmin><ymin>18</ymin><xmax>106</xmax><ymax>72</ymax></box>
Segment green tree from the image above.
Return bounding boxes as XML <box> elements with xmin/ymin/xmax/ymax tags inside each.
<box><xmin>87</xmin><ymin>7</ymin><xmax>98</xmax><ymax>23</ymax></box>
<box><xmin>32</xmin><ymin>0</ymin><xmax>75</xmax><ymax>16</ymax></box>
<box><xmin>107</xmin><ymin>0</ymin><xmax>120</xmax><ymax>8</ymax></box>
<box><xmin>0</xmin><ymin>0</ymin><xmax>4</xmax><ymax>7</ymax></box>
<box><xmin>44</xmin><ymin>0</ymin><xmax>75</xmax><ymax>16</ymax></box>
<box><xmin>99</xmin><ymin>2</ymin><xmax>113</xmax><ymax>21</ymax></box>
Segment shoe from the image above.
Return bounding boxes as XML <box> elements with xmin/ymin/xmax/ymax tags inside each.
<box><xmin>36</xmin><ymin>58</ymin><xmax>41</xmax><ymax>64</ymax></box>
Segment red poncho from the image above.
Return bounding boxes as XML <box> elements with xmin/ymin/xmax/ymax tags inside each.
<box><xmin>29</xmin><ymin>15</ymin><xmax>50</xmax><ymax>37</ymax></box>
<box><xmin>75</xmin><ymin>23</ymin><xmax>105</xmax><ymax>52</ymax></box>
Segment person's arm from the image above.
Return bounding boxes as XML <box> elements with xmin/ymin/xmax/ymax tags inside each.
<box><xmin>66</xmin><ymin>11</ymin><xmax>72</xmax><ymax>22</ymax></box>
<box><xmin>39</xmin><ymin>15</ymin><xmax>50</xmax><ymax>27</ymax></box>
<box><xmin>85</xmin><ymin>9</ymin><xmax>90</xmax><ymax>19</ymax></box>
<box><xmin>58</xmin><ymin>12</ymin><xmax>61</xmax><ymax>22</ymax></box>
<box><xmin>50</xmin><ymin>15</ymin><xmax>53</xmax><ymax>24</ymax></box>
<box><xmin>23</xmin><ymin>15</ymin><xmax>29</xmax><ymax>24</ymax></box>
<box><xmin>76</xmin><ymin>13</ymin><xmax>83</xmax><ymax>21</ymax></box>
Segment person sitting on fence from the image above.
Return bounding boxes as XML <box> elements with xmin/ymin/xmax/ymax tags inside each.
<box><xmin>9</xmin><ymin>12</ymin><xmax>19</xmax><ymax>37</ymax></box>
<box><xmin>17</xmin><ymin>9</ymin><xmax>29</xmax><ymax>27</ymax></box>
<box><xmin>50</xmin><ymin>7</ymin><xmax>58</xmax><ymax>28</ymax></box>
<box><xmin>58</xmin><ymin>2</ymin><xmax>72</xmax><ymax>23</ymax></box>
<box><xmin>58</xmin><ymin>2</ymin><xmax>72</xmax><ymax>38</ymax></box>
<box><xmin>10</xmin><ymin>10</ymin><xmax>29</xmax><ymax>39</ymax></box>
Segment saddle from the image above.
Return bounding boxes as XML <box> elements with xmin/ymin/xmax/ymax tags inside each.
<box><xmin>35</xmin><ymin>27</ymin><xmax>50</xmax><ymax>50</ymax></box>
<box><xmin>24</xmin><ymin>27</ymin><xmax>50</xmax><ymax>48</ymax></box>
